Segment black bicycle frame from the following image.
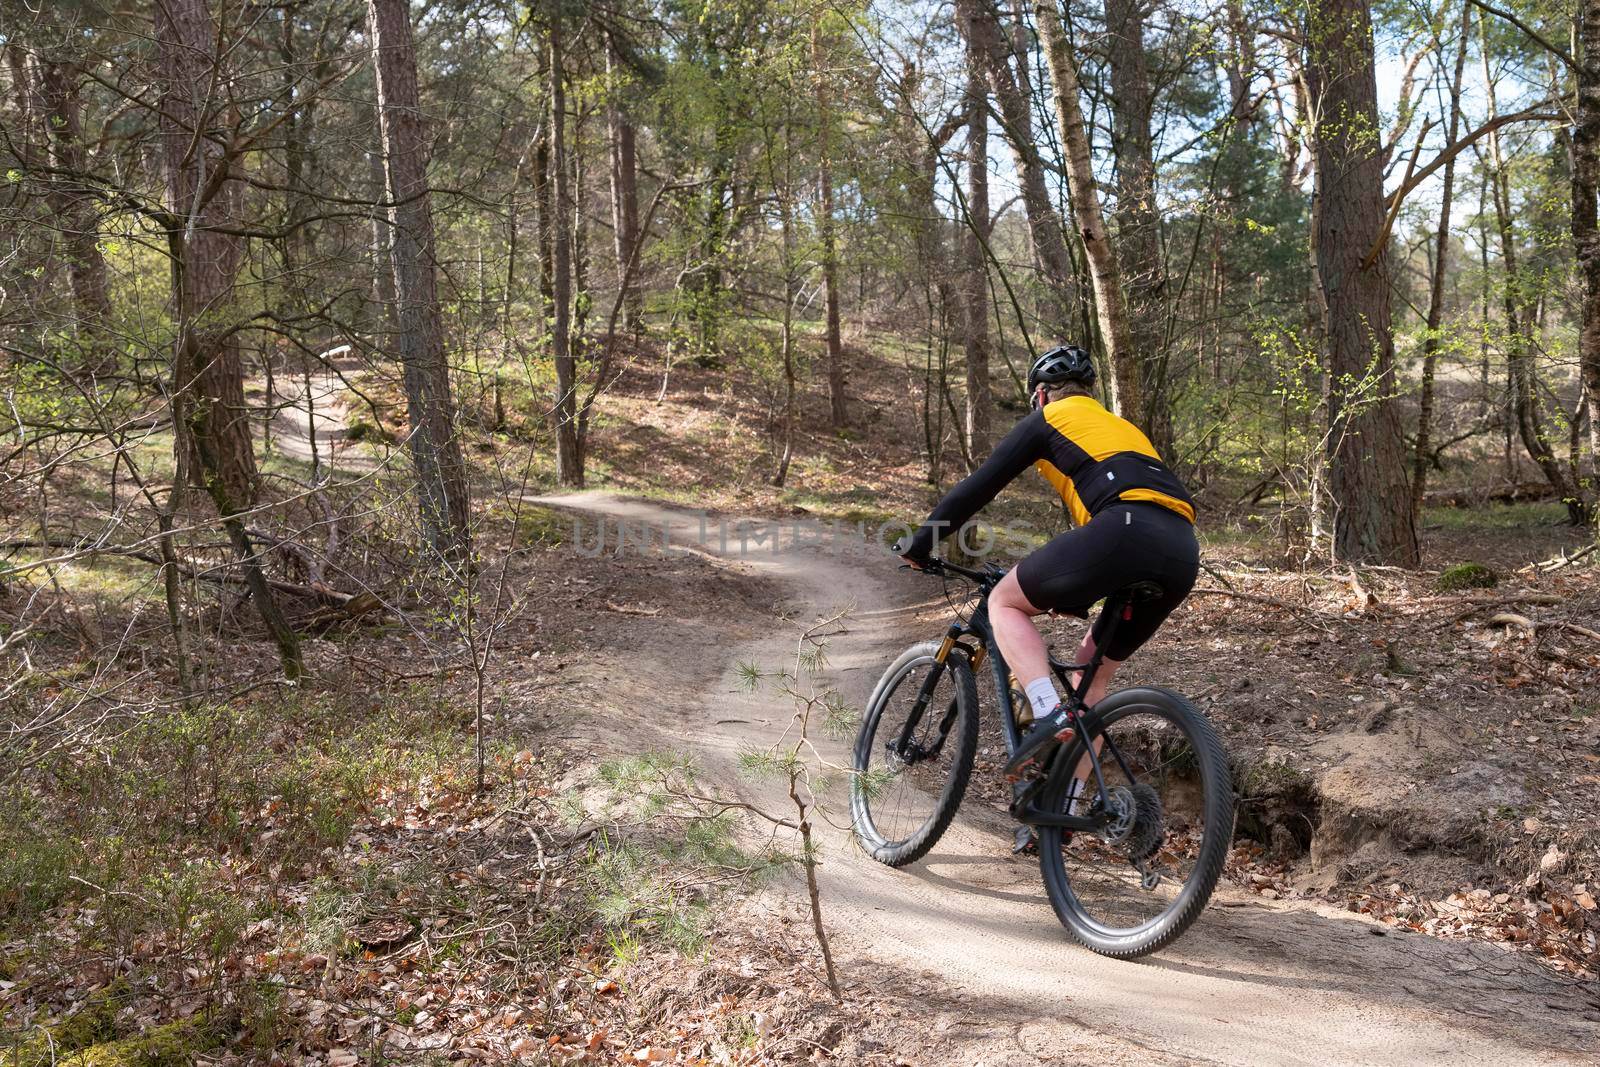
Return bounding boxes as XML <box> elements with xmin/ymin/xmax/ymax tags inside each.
<box><xmin>891</xmin><ymin>558</ymin><xmax>1145</xmax><ymax>835</ymax></box>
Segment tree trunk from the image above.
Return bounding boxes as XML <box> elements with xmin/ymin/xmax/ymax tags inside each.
<box><xmin>1305</xmin><ymin>0</ymin><xmax>1420</xmax><ymax>565</ymax></box>
<box><xmin>368</xmin><ymin>0</ymin><xmax>472</xmax><ymax>556</ymax></box>
<box><xmin>1480</xmin><ymin>11</ymin><xmax>1586</xmax><ymax>523</ymax></box>
<box><xmin>962</xmin><ymin>0</ymin><xmax>1076</xmax><ymax>338</ymax></box>
<box><xmin>1033</xmin><ymin>0</ymin><xmax>1141</xmax><ymax>422</ymax></box>
<box><xmin>606</xmin><ymin>34</ymin><xmax>642</xmax><ymax>335</ymax></box>
<box><xmin>960</xmin><ymin>16</ymin><xmax>993</xmax><ymax>459</ymax></box>
<box><xmin>571</xmin><ymin>107</ymin><xmax>591</xmax><ymax>385</ymax></box>
<box><xmin>1411</xmin><ymin>3</ymin><xmax>1470</xmax><ymax>522</ymax></box>
<box><xmin>535</xmin><ymin>45</ymin><xmax>557</xmax><ymax>341</ymax></box>
<box><xmin>547</xmin><ymin>14</ymin><xmax>582</xmax><ymax>486</ymax></box>
<box><xmin>812</xmin><ymin>23</ymin><xmax>848</xmax><ymax>428</ymax></box>
<box><xmin>4</xmin><ymin>47</ymin><xmax>50</xmax><ymax>314</ymax></box>
<box><xmin>1574</xmin><ymin>0</ymin><xmax>1600</xmax><ymax>500</ymax></box>
<box><xmin>773</xmin><ymin>133</ymin><xmax>799</xmax><ymax>488</ymax></box>
<box><xmin>1105</xmin><ymin>0</ymin><xmax>1168</xmax><ymax>449</ymax></box>
<box><xmin>157</xmin><ymin>0</ymin><xmax>301</xmax><ymax>678</ymax></box>
<box><xmin>894</xmin><ymin>59</ymin><xmax>960</xmax><ymax>484</ymax></box>
<box><xmin>37</xmin><ymin>60</ymin><xmax>113</xmax><ymax>369</ymax></box>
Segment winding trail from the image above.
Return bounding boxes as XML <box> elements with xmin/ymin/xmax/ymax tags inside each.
<box><xmin>268</xmin><ymin>356</ymin><xmax>378</xmax><ymax>476</ymax></box>
<box><xmin>533</xmin><ymin>491</ymin><xmax>1598</xmax><ymax>1067</ymax></box>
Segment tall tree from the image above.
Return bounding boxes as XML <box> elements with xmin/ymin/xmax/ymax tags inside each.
<box><xmin>1479</xmin><ymin>11</ymin><xmax>1586</xmax><ymax>522</ymax></box>
<box><xmin>962</xmin><ymin>0</ymin><xmax>1077</xmax><ymax>338</ymax></box>
<box><xmin>1104</xmin><ymin>0</ymin><xmax>1169</xmax><ymax>449</ymax></box>
<box><xmin>367</xmin><ymin>0</ymin><xmax>472</xmax><ymax>554</ymax></box>
<box><xmin>960</xmin><ymin>5</ymin><xmax>993</xmax><ymax>456</ymax></box>
<box><xmin>367</xmin><ymin>145</ymin><xmax>400</xmax><ymax>339</ymax></box>
<box><xmin>1034</xmin><ymin>0</ymin><xmax>1141</xmax><ymax>421</ymax></box>
<box><xmin>156</xmin><ymin>0</ymin><xmax>302</xmax><ymax>676</ymax></box>
<box><xmin>606</xmin><ymin>31</ymin><xmax>642</xmax><ymax>335</ymax></box>
<box><xmin>812</xmin><ymin>21</ymin><xmax>848</xmax><ymax>428</ymax></box>
<box><xmin>1304</xmin><ymin>0</ymin><xmax>1420</xmax><ymax>565</ymax></box>
<box><xmin>1411</xmin><ymin>2</ymin><xmax>1471</xmax><ymax>521</ymax></box>
<box><xmin>1574</xmin><ymin>0</ymin><xmax>1600</xmax><ymax>501</ymax></box>
<box><xmin>36</xmin><ymin>60</ymin><xmax>113</xmax><ymax>368</ymax></box>
<box><xmin>546</xmin><ymin>9</ymin><xmax>583</xmax><ymax>485</ymax></box>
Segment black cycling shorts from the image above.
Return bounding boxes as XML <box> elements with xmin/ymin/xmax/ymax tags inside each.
<box><xmin>1014</xmin><ymin>502</ymin><xmax>1199</xmax><ymax>661</ymax></box>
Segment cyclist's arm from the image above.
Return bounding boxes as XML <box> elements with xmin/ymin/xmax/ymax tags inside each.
<box><xmin>901</xmin><ymin>411</ymin><xmax>1051</xmax><ymax>559</ymax></box>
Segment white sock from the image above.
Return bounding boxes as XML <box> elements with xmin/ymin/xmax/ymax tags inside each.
<box><xmin>1068</xmin><ymin>778</ymin><xmax>1088</xmax><ymax>816</ymax></box>
<box><xmin>1023</xmin><ymin>677</ymin><xmax>1060</xmax><ymax>721</ymax></box>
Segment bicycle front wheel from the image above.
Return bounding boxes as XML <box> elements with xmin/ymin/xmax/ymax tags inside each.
<box><xmin>850</xmin><ymin>641</ymin><xmax>979</xmax><ymax>866</ymax></box>
<box><xmin>1036</xmin><ymin>686</ymin><xmax>1234</xmax><ymax>958</ymax></box>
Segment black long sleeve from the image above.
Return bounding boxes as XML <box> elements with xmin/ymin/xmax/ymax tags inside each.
<box><xmin>903</xmin><ymin>411</ymin><xmax>1050</xmax><ymax>558</ymax></box>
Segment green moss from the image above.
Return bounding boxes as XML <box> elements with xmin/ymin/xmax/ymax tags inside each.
<box><xmin>515</xmin><ymin>504</ymin><xmax>567</xmax><ymax>547</ymax></box>
<box><xmin>7</xmin><ymin>980</ymin><xmax>128</xmax><ymax>1065</ymax></box>
<box><xmin>345</xmin><ymin>416</ymin><xmax>395</xmax><ymax>444</ymax></box>
<box><xmin>1241</xmin><ymin>758</ymin><xmax>1314</xmax><ymax>796</ymax></box>
<box><xmin>59</xmin><ymin>1015</ymin><xmax>227</xmax><ymax>1066</ymax></box>
<box><xmin>1422</xmin><ymin>501</ymin><xmax>1569</xmax><ymax>530</ymax></box>
<box><xmin>6</xmin><ymin>987</ymin><xmax>229</xmax><ymax>1067</ymax></box>
<box><xmin>1435</xmin><ymin>561</ymin><xmax>1498</xmax><ymax>592</ymax></box>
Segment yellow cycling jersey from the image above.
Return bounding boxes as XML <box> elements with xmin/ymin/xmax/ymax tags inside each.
<box><xmin>1030</xmin><ymin>396</ymin><xmax>1195</xmax><ymax>526</ymax></box>
<box><xmin>904</xmin><ymin>394</ymin><xmax>1194</xmax><ymax>558</ymax></box>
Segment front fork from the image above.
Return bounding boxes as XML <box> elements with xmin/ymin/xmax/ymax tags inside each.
<box><xmin>888</xmin><ymin>625</ymin><xmax>972</xmax><ymax>762</ymax></box>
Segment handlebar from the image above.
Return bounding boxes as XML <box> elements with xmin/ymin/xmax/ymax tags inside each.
<box><xmin>904</xmin><ymin>556</ymin><xmax>997</xmax><ymax>584</ymax></box>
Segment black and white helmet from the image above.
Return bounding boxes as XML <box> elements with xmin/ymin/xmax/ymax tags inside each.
<box><xmin>1027</xmin><ymin>345</ymin><xmax>1095</xmax><ymax>406</ymax></box>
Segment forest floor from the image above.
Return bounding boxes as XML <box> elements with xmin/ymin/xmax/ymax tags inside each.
<box><xmin>4</xmin><ymin>332</ymin><xmax>1600</xmax><ymax>1064</ymax></box>
<box><xmin>519</xmin><ymin>489</ymin><xmax>1599</xmax><ymax>1065</ymax></box>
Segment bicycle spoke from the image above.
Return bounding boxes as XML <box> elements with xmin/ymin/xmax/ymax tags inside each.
<box><xmin>852</xmin><ymin>645</ymin><xmax>977</xmax><ymax>864</ymax></box>
<box><xmin>1045</xmin><ymin>701</ymin><xmax>1220</xmax><ymax>938</ymax></box>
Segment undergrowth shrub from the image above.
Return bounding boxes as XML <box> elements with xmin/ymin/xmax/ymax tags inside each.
<box><xmin>0</xmin><ymin>683</ymin><xmax>459</xmax><ymax>945</ymax></box>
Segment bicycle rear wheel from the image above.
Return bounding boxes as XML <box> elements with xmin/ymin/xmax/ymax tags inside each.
<box><xmin>1036</xmin><ymin>686</ymin><xmax>1233</xmax><ymax>957</ymax></box>
<box><xmin>850</xmin><ymin>641</ymin><xmax>979</xmax><ymax>866</ymax></box>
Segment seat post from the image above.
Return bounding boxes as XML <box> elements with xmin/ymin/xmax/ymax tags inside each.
<box><xmin>1055</xmin><ymin>592</ymin><xmax>1128</xmax><ymax>706</ymax></box>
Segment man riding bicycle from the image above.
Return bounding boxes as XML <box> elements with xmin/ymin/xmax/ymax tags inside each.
<box><xmin>897</xmin><ymin>345</ymin><xmax>1199</xmax><ymax>841</ymax></box>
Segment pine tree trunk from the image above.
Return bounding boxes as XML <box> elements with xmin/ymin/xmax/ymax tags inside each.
<box><xmin>535</xmin><ymin>46</ymin><xmax>557</xmax><ymax>340</ymax></box>
<box><xmin>606</xmin><ymin>35</ymin><xmax>642</xmax><ymax>335</ymax></box>
<box><xmin>157</xmin><ymin>0</ymin><xmax>301</xmax><ymax>678</ymax></box>
<box><xmin>367</xmin><ymin>0</ymin><xmax>473</xmax><ymax>555</ymax></box>
<box><xmin>1105</xmin><ymin>0</ymin><xmax>1168</xmax><ymax>448</ymax></box>
<box><xmin>367</xmin><ymin>146</ymin><xmax>399</xmax><ymax>340</ymax></box>
<box><xmin>960</xmin><ymin>16</ymin><xmax>992</xmax><ymax>459</ymax></box>
<box><xmin>1411</xmin><ymin>3</ymin><xmax>1469</xmax><ymax>522</ymax></box>
<box><xmin>1033</xmin><ymin>0</ymin><xmax>1141</xmax><ymax>422</ymax></box>
<box><xmin>547</xmin><ymin>15</ymin><xmax>582</xmax><ymax>486</ymax></box>
<box><xmin>812</xmin><ymin>24</ymin><xmax>848</xmax><ymax>428</ymax></box>
<box><xmin>1305</xmin><ymin>0</ymin><xmax>1419</xmax><ymax>565</ymax></box>
<box><xmin>895</xmin><ymin>60</ymin><xmax>959</xmax><ymax>484</ymax></box>
<box><xmin>5</xmin><ymin>47</ymin><xmax>49</xmax><ymax>315</ymax></box>
<box><xmin>773</xmin><ymin>151</ymin><xmax>798</xmax><ymax>487</ymax></box>
<box><xmin>1480</xmin><ymin>12</ymin><xmax>1586</xmax><ymax>523</ymax></box>
<box><xmin>37</xmin><ymin>61</ymin><xmax>113</xmax><ymax>370</ymax></box>
<box><xmin>961</xmin><ymin>0</ymin><xmax>1076</xmax><ymax>338</ymax></box>
<box><xmin>1574</xmin><ymin>0</ymin><xmax>1600</xmax><ymax>499</ymax></box>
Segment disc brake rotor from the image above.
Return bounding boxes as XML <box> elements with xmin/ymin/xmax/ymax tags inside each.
<box><xmin>1096</xmin><ymin>786</ymin><xmax>1138</xmax><ymax>845</ymax></box>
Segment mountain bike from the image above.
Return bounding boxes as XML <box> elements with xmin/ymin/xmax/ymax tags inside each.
<box><xmin>848</xmin><ymin>556</ymin><xmax>1234</xmax><ymax>958</ymax></box>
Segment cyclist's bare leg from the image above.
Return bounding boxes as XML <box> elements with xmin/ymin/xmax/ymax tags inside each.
<box><xmin>990</xmin><ymin>571</ymin><xmax>1125</xmax><ymax>707</ymax></box>
<box><xmin>989</xmin><ymin>570</ymin><xmax>1050</xmax><ymax>688</ymax></box>
<box><xmin>992</xmin><ymin>571</ymin><xmax>1053</xmax><ymax>850</ymax></box>
<box><xmin>1070</xmin><ymin>628</ymin><xmax>1122</xmax><ymax>709</ymax></box>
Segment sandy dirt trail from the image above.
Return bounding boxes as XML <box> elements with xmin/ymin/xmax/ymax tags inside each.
<box><xmin>268</xmin><ymin>357</ymin><xmax>378</xmax><ymax>475</ymax></box>
<box><xmin>533</xmin><ymin>491</ymin><xmax>1598</xmax><ymax>1067</ymax></box>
